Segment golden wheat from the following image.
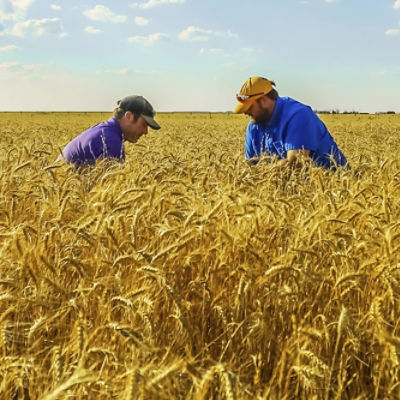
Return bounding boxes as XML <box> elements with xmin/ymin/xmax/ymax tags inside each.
<box><xmin>1</xmin><ymin>112</ymin><xmax>400</xmax><ymax>398</ymax></box>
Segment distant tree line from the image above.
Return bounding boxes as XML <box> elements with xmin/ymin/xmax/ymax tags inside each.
<box><xmin>315</xmin><ymin>110</ymin><xmax>396</xmax><ymax>115</ymax></box>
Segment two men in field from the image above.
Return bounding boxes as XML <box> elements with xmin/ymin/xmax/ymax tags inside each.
<box><xmin>233</xmin><ymin>77</ymin><xmax>347</xmax><ymax>169</ymax></box>
<box><xmin>58</xmin><ymin>78</ymin><xmax>347</xmax><ymax>170</ymax></box>
<box><xmin>57</xmin><ymin>95</ymin><xmax>160</xmax><ymax>167</ymax></box>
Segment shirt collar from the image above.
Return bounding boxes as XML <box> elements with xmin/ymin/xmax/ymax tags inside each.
<box><xmin>266</xmin><ymin>96</ymin><xmax>282</xmax><ymax>128</ymax></box>
<box><xmin>108</xmin><ymin>117</ymin><xmax>123</xmax><ymax>139</ymax></box>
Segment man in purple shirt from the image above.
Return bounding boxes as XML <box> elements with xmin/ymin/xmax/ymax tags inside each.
<box><xmin>57</xmin><ymin>95</ymin><xmax>161</xmax><ymax>167</ymax></box>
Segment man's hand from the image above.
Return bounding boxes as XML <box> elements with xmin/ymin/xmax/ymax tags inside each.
<box><xmin>246</xmin><ymin>150</ymin><xmax>311</xmax><ymax>169</ymax></box>
<box><xmin>276</xmin><ymin>149</ymin><xmax>311</xmax><ymax>168</ymax></box>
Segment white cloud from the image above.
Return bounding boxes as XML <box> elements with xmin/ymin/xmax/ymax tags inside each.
<box><xmin>179</xmin><ymin>26</ymin><xmax>209</xmax><ymax>41</ymax></box>
<box><xmin>386</xmin><ymin>28</ymin><xmax>399</xmax><ymax>36</ymax></box>
<box><xmin>59</xmin><ymin>31</ymin><xmax>68</xmax><ymax>38</ymax></box>
<box><xmin>12</xmin><ymin>0</ymin><xmax>34</xmax><ymax>11</ymax></box>
<box><xmin>134</xmin><ymin>16</ymin><xmax>148</xmax><ymax>26</ymax></box>
<box><xmin>128</xmin><ymin>32</ymin><xmax>167</xmax><ymax>45</ymax></box>
<box><xmin>241</xmin><ymin>47</ymin><xmax>255</xmax><ymax>53</ymax></box>
<box><xmin>394</xmin><ymin>0</ymin><xmax>400</xmax><ymax>9</ymax></box>
<box><xmin>0</xmin><ymin>61</ymin><xmax>19</xmax><ymax>71</ymax></box>
<box><xmin>50</xmin><ymin>4</ymin><xmax>61</xmax><ymax>11</ymax></box>
<box><xmin>0</xmin><ymin>0</ymin><xmax>14</xmax><ymax>14</ymax></box>
<box><xmin>21</xmin><ymin>63</ymin><xmax>36</xmax><ymax>70</ymax></box>
<box><xmin>85</xmin><ymin>26</ymin><xmax>101</xmax><ymax>34</ymax></box>
<box><xmin>178</xmin><ymin>26</ymin><xmax>238</xmax><ymax>41</ymax></box>
<box><xmin>131</xmin><ymin>0</ymin><xmax>185</xmax><ymax>9</ymax></box>
<box><xmin>95</xmin><ymin>67</ymin><xmax>159</xmax><ymax>75</ymax></box>
<box><xmin>0</xmin><ymin>60</ymin><xmax>42</xmax><ymax>72</ymax></box>
<box><xmin>83</xmin><ymin>5</ymin><xmax>127</xmax><ymax>23</ymax></box>
<box><xmin>9</xmin><ymin>17</ymin><xmax>62</xmax><ymax>37</ymax></box>
<box><xmin>0</xmin><ymin>11</ymin><xmax>15</xmax><ymax>21</ymax></box>
<box><xmin>199</xmin><ymin>48</ymin><xmax>222</xmax><ymax>54</ymax></box>
<box><xmin>0</xmin><ymin>0</ymin><xmax>35</xmax><ymax>21</ymax></box>
<box><xmin>0</xmin><ymin>44</ymin><xmax>18</xmax><ymax>51</ymax></box>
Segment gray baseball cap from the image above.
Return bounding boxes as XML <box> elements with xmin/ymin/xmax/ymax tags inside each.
<box><xmin>117</xmin><ymin>95</ymin><xmax>161</xmax><ymax>130</ymax></box>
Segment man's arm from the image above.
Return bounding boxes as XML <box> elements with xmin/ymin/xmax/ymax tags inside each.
<box><xmin>244</xmin><ymin>122</ymin><xmax>257</xmax><ymax>160</ymax></box>
<box><xmin>276</xmin><ymin>149</ymin><xmax>311</xmax><ymax>167</ymax></box>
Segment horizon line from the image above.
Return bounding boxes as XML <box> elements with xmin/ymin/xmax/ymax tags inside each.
<box><xmin>0</xmin><ymin>110</ymin><xmax>398</xmax><ymax>115</ymax></box>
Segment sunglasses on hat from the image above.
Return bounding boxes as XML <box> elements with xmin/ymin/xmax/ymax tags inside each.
<box><xmin>236</xmin><ymin>92</ymin><xmax>266</xmax><ymax>103</ymax></box>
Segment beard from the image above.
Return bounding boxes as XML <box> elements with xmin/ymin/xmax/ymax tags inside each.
<box><xmin>252</xmin><ymin>108</ymin><xmax>273</xmax><ymax>125</ymax></box>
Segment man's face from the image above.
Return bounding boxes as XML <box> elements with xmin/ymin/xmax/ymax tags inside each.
<box><xmin>122</xmin><ymin>113</ymin><xmax>149</xmax><ymax>143</ymax></box>
<box><xmin>245</xmin><ymin>96</ymin><xmax>274</xmax><ymax>125</ymax></box>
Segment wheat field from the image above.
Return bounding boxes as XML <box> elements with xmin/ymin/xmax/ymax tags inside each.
<box><xmin>1</xmin><ymin>112</ymin><xmax>400</xmax><ymax>399</ymax></box>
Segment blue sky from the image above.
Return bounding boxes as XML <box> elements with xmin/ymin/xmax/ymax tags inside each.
<box><xmin>0</xmin><ymin>0</ymin><xmax>400</xmax><ymax>112</ymax></box>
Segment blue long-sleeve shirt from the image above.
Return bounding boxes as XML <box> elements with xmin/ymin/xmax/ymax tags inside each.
<box><xmin>245</xmin><ymin>96</ymin><xmax>347</xmax><ymax>168</ymax></box>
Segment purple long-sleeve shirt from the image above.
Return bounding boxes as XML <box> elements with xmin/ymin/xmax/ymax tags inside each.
<box><xmin>57</xmin><ymin>117</ymin><xmax>125</xmax><ymax>166</ymax></box>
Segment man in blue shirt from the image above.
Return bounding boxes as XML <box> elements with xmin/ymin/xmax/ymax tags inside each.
<box><xmin>57</xmin><ymin>95</ymin><xmax>160</xmax><ymax>167</ymax></box>
<box><xmin>233</xmin><ymin>77</ymin><xmax>347</xmax><ymax>169</ymax></box>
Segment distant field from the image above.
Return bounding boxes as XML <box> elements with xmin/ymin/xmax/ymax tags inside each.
<box><xmin>1</xmin><ymin>112</ymin><xmax>400</xmax><ymax>399</ymax></box>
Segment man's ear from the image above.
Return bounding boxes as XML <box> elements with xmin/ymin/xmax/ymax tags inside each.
<box><xmin>125</xmin><ymin>110</ymin><xmax>135</xmax><ymax>122</ymax></box>
<box><xmin>258</xmin><ymin>96</ymin><xmax>268</xmax><ymax>107</ymax></box>
<box><xmin>259</xmin><ymin>95</ymin><xmax>274</xmax><ymax>108</ymax></box>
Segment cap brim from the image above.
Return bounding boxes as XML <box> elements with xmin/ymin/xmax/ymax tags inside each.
<box><xmin>142</xmin><ymin>115</ymin><xmax>161</xmax><ymax>130</ymax></box>
<box><xmin>233</xmin><ymin>95</ymin><xmax>262</xmax><ymax>114</ymax></box>
<box><xmin>233</xmin><ymin>101</ymin><xmax>251</xmax><ymax>114</ymax></box>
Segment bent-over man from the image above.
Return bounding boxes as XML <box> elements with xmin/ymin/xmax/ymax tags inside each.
<box><xmin>57</xmin><ymin>95</ymin><xmax>160</xmax><ymax>167</ymax></box>
<box><xmin>233</xmin><ymin>77</ymin><xmax>347</xmax><ymax>169</ymax></box>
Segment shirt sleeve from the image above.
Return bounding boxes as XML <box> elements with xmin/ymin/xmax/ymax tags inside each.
<box><xmin>245</xmin><ymin>122</ymin><xmax>256</xmax><ymax>159</ymax></box>
<box><xmin>284</xmin><ymin>108</ymin><xmax>322</xmax><ymax>152</ymax></box>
